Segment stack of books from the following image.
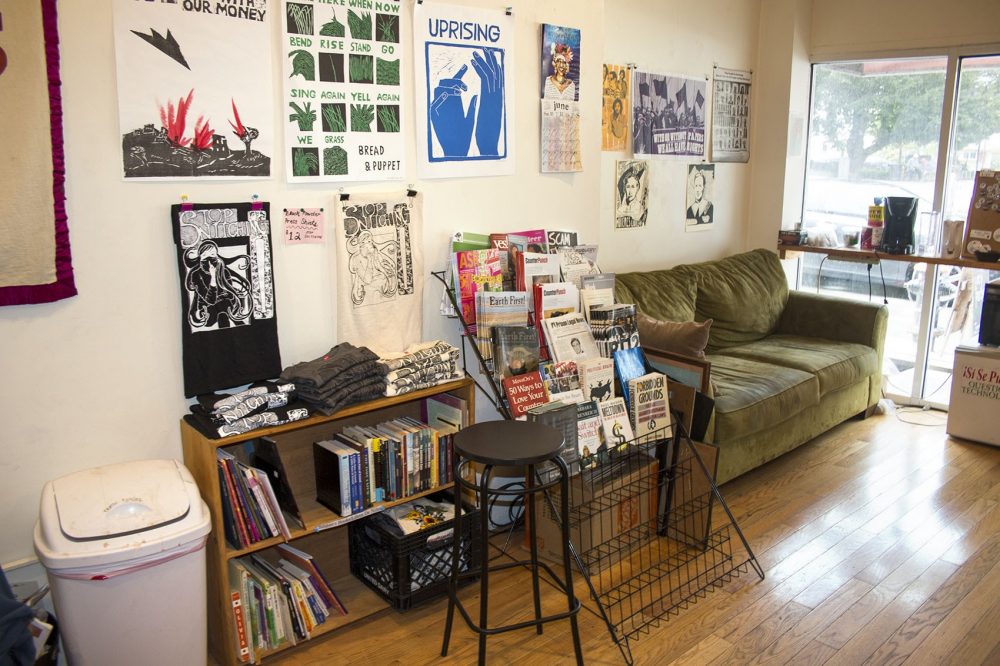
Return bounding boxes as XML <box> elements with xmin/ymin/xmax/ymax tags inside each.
<box><xmin>228</xmin><ymin>543</ymin><xmax>347</xmax><ymax>663</ymax></box>
<box><xmin>217</xmin><ymin>449</ymin><xmax>295</xmax><ymax>549</ymax></box>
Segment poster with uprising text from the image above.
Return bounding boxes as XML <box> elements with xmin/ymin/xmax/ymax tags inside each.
<box><xmin>113</xmin><ymin>0</ymin><xmax>273</xmax><ymax>180</ymax></box>
<box><xmin>414</xmin><ymin>2</ymin><xmax>515</xmax><ymax>179</ymax></box>
<box><xmin>282</xmin><ymin>0</ymin><xmax>405</xmax><ymax>182</ymax></box>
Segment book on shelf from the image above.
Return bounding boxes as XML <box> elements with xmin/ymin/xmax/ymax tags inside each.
<box><xmin>576</xmin><ymin>401</ymin><xmax>603</xmax><ymax>460</ymax></box>
<box><xmin>598</xmin><ymin>397</ymin><xmax>634</xmax><ymax>450</ymax></box>
<box><xmin>491</xmin><ymin>325</ymin><xmax>541</xmax><ymax>385</ymax></box>
<box><xmin>248</xmin><ymin>554</ymin><xmax>306</xmax><ymax>642</ymax></box>
<box><xmin>613</xmin><ymin>346</ymin><xmax>649</xmax><ymax>412</ymax></box>
<box><xmin>556</xmin><ymin>245</ymin><xmax>601</xmax><ymax>289</ymax></box>
<box><xmin>313</xmin><ymin>440</ymin><xmax>356</xmax><ymax>517</ymax></box>
<box><xmin>541</xmin><ymin>312</ymin><xmax>600</xmax><ymax>364</ymax></box>
<box><xmin>251</xmin><ymin>438</ymin><xmax>304</xmax><ymax>530</ymax></box>
<box><xmin>228</xmin><ymin>559</ymin><xmax>255</xmax><ymax>663</ymax></box>
<box><xmin>218</xmin><ymin>449</ymin><xmax>283</xmax><ymax>547</ymax></box>
<box><xmin>454</xmin><ymin>248</ymin><xmax>503</xmax><ymax>332</ymax></box>
<box><xmin>546</xmin><ymin>229</ymin><xmax>579</xmax><ymax>250</ymax></box>
<box><xmin>627</xmin><ymin>372</ymin><xmax>672</xmax><ymax>443</ymax></box>
<box><xmin>578</xmin><ymin>357</ymin><xmax>616</xmax><ymax>403</ymax></box>
<box><xmin>475</xmin><ymin>290</ymin><xmax>530</xmax><ymax>362</ymax></box>
<box><xmin>421</xmin><ymin>392</ymin><xmax>468</xmax><ymax>432</ymax></box>
<box><xmin>502</xmin><ymin>370</ymin><xmax>549</xmax><ymax>419</ymax></box>
<box><xmin>590</xmin><ymin>303</ymin><xmax>639</xmax><ymax>357</ymax></box>
<box><xmin>276</xmin><ymin>543</ymin><xmax>348</xmax><ymax>617</ymax></box>
<box><xmin>533</xmin><ymin>281</ymin><xmax>579</xmax><ymax>360</ymax></box>
<box><xmin>334</xmin><ymin>432</ymin><xmax>377</xmax><ymax>506</ymax></box>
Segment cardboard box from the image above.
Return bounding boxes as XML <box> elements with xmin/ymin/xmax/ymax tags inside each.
<box><xmin>961</xmin><ymin>170</ymin><xmax>1000</xmax><ymax>260</ymax></box>
<box><xmin>532</xmin><ymin>451</ymin><xmax>659</xmax><ymax>569</ymax></box>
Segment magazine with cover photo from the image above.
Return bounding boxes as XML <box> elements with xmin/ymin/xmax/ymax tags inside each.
<box><xmin>541</xmin><ymin>312</ymin><xmax>600</xmax><ymax>363</ymax></box>
<box><xmin>556</xmin><ymin>245</ymin><xmax>601</xmax><ymax>289</ymax></box>
<box><xmin>590</xmin><ymin>303</ymin><xmax>639</xmax><ymax>357</ymax></box>
<box><xmin>476</xmin><ymin>291</ymin><xmax>530</xmax><ymax>361</ymax></box>
<box><xmin>491</xmin><ymin>325</ymin><xmax>541</xmax><ymax>384</ymax></box>
<box><xmin>455</xmin><ymin>248</ymin><xmax>503</xmax><ymax>332</ymax></box>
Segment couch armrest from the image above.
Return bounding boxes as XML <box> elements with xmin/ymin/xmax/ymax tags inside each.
<box><xmin>776</xmin><ymin>291</ymin><xmax>887</xmax><ymax>350</ymax></box>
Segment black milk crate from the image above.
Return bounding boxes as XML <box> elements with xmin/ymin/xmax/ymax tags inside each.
<box><xmin>348</xmin><ymin>502</ymin><xmax>480</xmax><ymax>611</ymax></box>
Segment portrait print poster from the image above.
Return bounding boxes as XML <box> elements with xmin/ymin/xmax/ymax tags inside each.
<box><xmin>281</xmin><ymin>0</ymin><xmax>405</xmax><ymax>182</ymax></box>
<box><xmin>614</xmin><ymin>160</ymin><xmax>649</xmax><ymax>229</ymax></box>
<box><xmin>685</xmin><ymin>164</ymin><xmax>715</xmax><ymax>231</ymax></box>
<box><xmin>602</xmin><ymin>63</ymin><xmax>632</xmax><ymax>152</ymax></box>
<box><xmin>113</xmin><ymin>0</ymin><xmax>274</xmax><ymax>179</ymax></box>
<box><xmin>539</xmin><ymin>23</ymin><xmax>581</xmax><ymax>173</ymax></box>
<box><xmin>172</xmin><ymin>202</ymin><xmax>281</xmax><ymax>397</ymax></box>
<box><xmin>711</xmin><ymin>67</ymin><xmax>751</xmax><ymax>163</ymax></box>
<box><xmin>335</xmin><ymin>192</ymin><xmax>423</xmax><ymax>354</ymax></box>
<box><xmin>414</xmin><ymin>3</ymin><xmax>515</xmax><ymax>178</ymax></box>
<box><xmin>631</xmin><ymin>70</ymin><xmax>706</xmax><ymax>158</ymax></box>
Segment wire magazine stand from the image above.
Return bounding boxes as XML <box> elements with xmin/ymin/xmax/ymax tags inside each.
<box><xmin>432</xmin><ymin>271</ymin><xmax>764</xmax><ymax>665</ymax></box>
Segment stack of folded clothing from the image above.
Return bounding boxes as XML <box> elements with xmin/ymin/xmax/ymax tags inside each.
<box><xmin>280</xmin><ymin>342</ymin><xmax>387</xmax><ymax>415</ymax></box>
<box><xmin>379</xmin><ymin>340</ymin><xmax>464</xmax><ymax>397</ymax></box>
<box><xmin>187</xmin><ymin>381</ymin><xmax>310</xmax><ymax>438</ymax></box>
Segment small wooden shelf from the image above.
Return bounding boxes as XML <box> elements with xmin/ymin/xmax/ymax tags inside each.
<box><xmin>777</xmin><ymin>242</ymin><xmax>1000</xmax><ymax>271</ymax></box>
<box><xmin>181</xmin><ymin>376</ymin><xmax>476</xmax><ymax>666</ymax></box>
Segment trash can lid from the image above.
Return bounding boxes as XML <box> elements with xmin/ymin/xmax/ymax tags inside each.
<box><xmin>35</xmin><ymin>459</ymin><xmax>211</xmax><ymax>572</ymax></box>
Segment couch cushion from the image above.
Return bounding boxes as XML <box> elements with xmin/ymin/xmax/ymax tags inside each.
<box><xmin>707</xmin><ymin>354</ymin><xmax>820</xmax><ymax>441</ymax></box>
<box><xmin>637</xmin><ymin>313</ymin><xmax>713</xmax><ymax>358</ymax></box>
<box><xmin>718</xmin><ymin>335</ymin><xmax>878</xmax><ymax>397</ymax></box>
<box><xmin>683</xmin><ymin>249</ymin><xmax>788</xmax><ymax>350</ymax></box>
<box><xmin>615</xmin><ymin>267</ymin><xmax>698</xmax><ymax>323</ymax></box>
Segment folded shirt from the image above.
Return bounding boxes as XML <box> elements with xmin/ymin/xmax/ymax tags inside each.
<box><xmin>280</xmin><ymin>343</ymin><xmax>380</xmax><ymax>388</ymax></box>
<box><xmin>378</xmin><ymin>341</ymin><xmax>457</xmax><ymax>373</ymax></box>
<box><xmin>186</xmin><ymin>402</ymin><xmax>311</xmax><ymax>438</ymax></box>
<box><xmin>384</xmin><ymin>370</ymin><xmax>465</xmax><ymax>397</ymax></box>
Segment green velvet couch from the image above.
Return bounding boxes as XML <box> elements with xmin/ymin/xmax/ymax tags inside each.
<box><xmin>615</xmin><ymin>249</ymin><xmax>888</xmax><ymax>483</ymax></box>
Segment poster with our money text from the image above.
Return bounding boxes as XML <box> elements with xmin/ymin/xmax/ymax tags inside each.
<box><xmin>282</xmin><ymin>0</ymin><xmax>405</xmax><ymax>182</ymax></box>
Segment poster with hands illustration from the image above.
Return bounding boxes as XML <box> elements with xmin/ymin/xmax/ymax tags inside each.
<box><xmin>414</xmin><ymin>2</ymin><xmax>515</xmax><ymax>178</ymax></box>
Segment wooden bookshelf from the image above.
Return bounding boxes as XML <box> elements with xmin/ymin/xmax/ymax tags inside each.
<box><xmin>777</xmin><ymin>242</ymin><xmax>1000</xmax><ymax>271</ymax></box>
<box><xmin>181</xmin><ymin>377</ymin><xmax>475</xmax><ymax>666</ymax></box>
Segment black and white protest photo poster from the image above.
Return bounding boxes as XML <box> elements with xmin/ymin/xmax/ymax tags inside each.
<box><xmin>113</xmin><ymin>0</ymin><xmax>273</xmax><ymax>180</ymax></box>
<box><xmin>172</xmin><ymin>202</ymin><xmax>282</xmax><ymax>397</ymax></box>
<box><xmin>631</xmin><ymin>70</ymin><xmax>706</xmax><ymax>158</ymax></box>
<box><xmin>281</xmin><ymin>0</ymin><xmax>405</xmax><ymax>182</ymax></box>
<box><xmin>711</xmin><ymin>66</ymin><xmax>751</xmax><ymax>163</ymax></box>
<box><xmin>335</xmin><ymin>192</ymin><xmax>423</xmax><ymax>355</ymax></box>
<box><xmin>614</xmin><ymin>160</ymin><xmax>649</xmax><ymax>229</ymax></box>
<box><xmin>685</xmin><ymin>164</ymin><xmax>715</xmax><ymax>231</ymax></box>
<box><xmin>539</xmin><ymin>23</ymin><xmax>582</xmax><ymax>173</ymax></box>
<box><xmin>413</xmin><ymin>3</ymin><xmax>515</xmax><ymax>178</ymax></box>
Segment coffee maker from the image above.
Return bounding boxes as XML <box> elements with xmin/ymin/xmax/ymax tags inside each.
<box><xmin>881</xmin><ymin>196</ymin><xmax>918</xmax><ymax>254</ymax></box>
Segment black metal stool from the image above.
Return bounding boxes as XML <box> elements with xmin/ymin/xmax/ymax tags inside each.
<box><xmin>441</xmin><ymin>420</ymin><xmax>584</xmax><ymax>665</ymax></box>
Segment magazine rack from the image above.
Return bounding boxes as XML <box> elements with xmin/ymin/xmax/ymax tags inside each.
<box><xmin>432</xmin><ymin>271</ymin><xmax>764</xmax><ymax>665</ymax></box>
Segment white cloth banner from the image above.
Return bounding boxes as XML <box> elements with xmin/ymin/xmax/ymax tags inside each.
<box><xmin>113</xmin><ymin>0</ymin><xmax>274</xmax><ymax>180</ymax></box>
<box><xmin>413</xmin><ymin>3</ymin><xmax>515</xmax><ymax>178</ymax></box>
<box><xmin>281</xmin><ymin>0</ymin><xmax>405</xmax><ymax>182</ymax></box>
<box><xmin>335</xmin><ymin>192</ymin><xmax>423</xmax><ymax>355</ymax></box>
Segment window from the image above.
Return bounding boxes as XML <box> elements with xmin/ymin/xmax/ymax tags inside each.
<box><xmin>797</xmin><ymin>53</ymin><xmax>1000</xmax><ymax>408</ymax></box>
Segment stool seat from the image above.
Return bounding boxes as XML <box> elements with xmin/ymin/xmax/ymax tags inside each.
<box><xmin>454</xmin><ymin>420</ymin><xmax>564</xmax><ymax>466</ymax></box>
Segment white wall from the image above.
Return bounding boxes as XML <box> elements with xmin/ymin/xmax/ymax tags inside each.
<box><xmin>0</xmin><ymin>0</ymin><xmax>606</xmax><ymax>565</ymax></box>
<box><xmin>599</xmin><ymin>0</ymin><xmax>762</xmax><ymax>271</ymax></box>
<box><xmin>811</xmin><ymin>0</ymin><xmax>1000</xmax><ymax>59</ymax></box>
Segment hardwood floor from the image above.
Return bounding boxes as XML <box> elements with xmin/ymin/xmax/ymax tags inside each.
<box><xmin>267</xmin><ymin>405</ymin><xmax>1000</xmax><ymax>665</ymax></box>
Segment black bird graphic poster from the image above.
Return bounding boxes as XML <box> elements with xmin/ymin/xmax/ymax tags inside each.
<box><xmin>113</xmin><ymin>0</ymin><xmax>274</xmax><ymax>179</ymax></box>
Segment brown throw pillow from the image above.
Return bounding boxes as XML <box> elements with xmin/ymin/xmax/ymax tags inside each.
<box><xmin>637</xmin><ymin>313</ymin><xmax>713</xmax><ymax>358</ymax></box>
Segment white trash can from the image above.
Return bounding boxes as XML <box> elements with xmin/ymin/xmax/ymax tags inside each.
<box><xmin>33</xmin><ymin>459</ymin><xmax>211</xmax><ymax>666</ymax></box>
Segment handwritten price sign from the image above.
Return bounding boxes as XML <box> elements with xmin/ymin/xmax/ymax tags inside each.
<box><xmin>283</xmin><ymin>207</ymin><xmax>324</xmax><ymax>244</ymax></box>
